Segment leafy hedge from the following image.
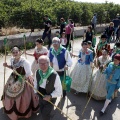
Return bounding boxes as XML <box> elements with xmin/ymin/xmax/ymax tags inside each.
<box><xmin>0</xmin><ymin>0</ymin><xmax>120</xmax><ymax>29</ymax></box>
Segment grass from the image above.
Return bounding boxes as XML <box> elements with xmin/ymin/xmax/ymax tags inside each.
<box><xmin>0</xmin><ymin>27</ymin><xmax>40</xmax><ymax>36</ymax></box>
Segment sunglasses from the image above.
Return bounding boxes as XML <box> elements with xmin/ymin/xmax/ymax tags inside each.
<box><xmin>52</xmin><ymin>41</ymin><xmax>59</xmax><ymax>44</ymax></box>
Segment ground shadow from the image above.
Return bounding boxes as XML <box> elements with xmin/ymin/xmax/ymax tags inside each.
<box><xmin>66</xmin><ymin>90</ymin><xmax>120</xmax><ymax>120</ymax></box>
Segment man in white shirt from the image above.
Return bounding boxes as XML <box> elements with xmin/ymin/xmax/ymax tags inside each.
<box><xmin>34</xmin><ymin>55</ymin><xmax>62</xmax><ymax>120</ymax></box>
<box><xmin>49</xmin><ymin>37</ymin><xmax>72</xmax><ymax>97</ymax></box>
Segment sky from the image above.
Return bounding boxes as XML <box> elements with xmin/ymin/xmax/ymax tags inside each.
<box><xmin>74</xmin><ymin>0</ymin><xmax>120</xmax><ymax>4</ymax></box>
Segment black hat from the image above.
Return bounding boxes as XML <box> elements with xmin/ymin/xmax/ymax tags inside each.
<box><xmin>36</xmin><ymin>38</ymin><xmax>44</xmax><ymax>44</ymax></box>
<box><xmin>81</xmin><ymin>41</ymin><xmax>88</xmax><ymax>46</ymax></box>
<box><xmin>101</xmin><ymin>34</ymin><xmax>107</xmax><ymax>39</ymax></box>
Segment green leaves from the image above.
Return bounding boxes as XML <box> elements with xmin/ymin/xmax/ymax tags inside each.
<box><xmin>0</xmin><ymin>0</ymin><xmax>120</xmax><ymax>28</ymax></box>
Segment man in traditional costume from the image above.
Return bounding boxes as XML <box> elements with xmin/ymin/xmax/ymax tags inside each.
<box><xmin>34</xmin><ymin>55</ymin><xmax>62</xmax><ymax>120</ymax></box>
<box><xmin>96</xmin><ymin>34</ymin><xmax>110</xmax><ymax>57</ymax></box>
<box><xmin>100</xmin><ymin>54</ymin><xmax>120</xmax><ymax>115</ymax></box>
<box><xmin>2</xmin><ymin>47</ymin><xmax>39</xmax><ymax>120</ymax></box>
<box><xmin>49</xmin><ymin>37</ymin><xmax>72</xmax><ymax>97</ymax></box>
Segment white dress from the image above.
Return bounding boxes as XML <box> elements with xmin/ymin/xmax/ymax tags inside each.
<box><xmin>31</xmin><ymin>46</ymin><xmax>48</xmax><ymax>77</ymax></box>
<box><xmin>90</xmin><ymin>56</ymin><xmax>111</xmax><ymax>100</ymax></box>
<box><xmin>70</xmin><ymin>49</ymin><xmax>93</xmax><ymax>93</ymax></box>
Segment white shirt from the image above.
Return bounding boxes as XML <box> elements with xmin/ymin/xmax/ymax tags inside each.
<box><xmin>34</xmin><ymin>71</ymin><xmax>62</xmax><ymax>98</ymax></box>
<box><xmin>10</xmin><ymin>57</ymin><xmax>32</xmax><ymax>77</ymax></box>
<box><xmin>48</xmin><ymin>50</ymin><xmax>72</xmax><ymax>71</ymax></box>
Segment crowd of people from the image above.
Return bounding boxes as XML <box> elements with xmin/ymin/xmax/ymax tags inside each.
<box><xmin>1</xmin><ymin>14</ymin><xmax>120</xmax><ymax>120</ymax></box>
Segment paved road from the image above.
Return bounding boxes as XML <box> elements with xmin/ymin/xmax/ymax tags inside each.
<box><xmin>0</xmin><ymin>37</ymin><xmax>120</xmax><ymax>120</ymax></box>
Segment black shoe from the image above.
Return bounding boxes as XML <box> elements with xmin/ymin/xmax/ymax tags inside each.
<box><xmin>100</xmin><ymin>111</ymin><xmax>104</xmax><ymax>116</ymax></box>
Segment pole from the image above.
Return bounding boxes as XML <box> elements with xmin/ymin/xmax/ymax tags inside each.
<box><xmin>13</xmin><ymin>69</ymin><xmax>73</xmax><ymax>120</ymax></box>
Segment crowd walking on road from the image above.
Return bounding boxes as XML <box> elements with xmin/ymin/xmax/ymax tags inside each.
<box><xmin>1</xmin><ymin>14</ymin><xmax>120</xmax><ymax>120</ymax></box>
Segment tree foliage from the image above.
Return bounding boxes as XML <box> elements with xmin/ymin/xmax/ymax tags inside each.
<box><xmin>0</xmin><ymin>0</ymin><xmax>120</xmax><ymax>29</ymax></box>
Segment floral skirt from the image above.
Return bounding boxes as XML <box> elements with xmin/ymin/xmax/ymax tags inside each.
<box><xmin>89</xmin><ymin>69</ymin><xmax>107</xmax><ymax>100</ymax></box>
<box><xmin>70</xmin><ymin>63</ymin><xmax>92</xmax><ymax>93</ymax></box>
<box><xmin>3</xmin><ymin>75</ymin><xmax>39</xmax><ymax>120</ymax></box>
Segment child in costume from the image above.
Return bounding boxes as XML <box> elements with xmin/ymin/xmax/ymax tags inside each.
<box><xmin>25</xmin><ymin>38</ymin><xmax>48</xmax><ymax>77</ymax></box>
<box><xmin>96</xmin><ymin>34</ymin><xmax>110</xmax><ymax>57</ymax></box>
<box><xmin>100</xmin><ymin>54</ymin><xmax>120</xmax><ymax>115</ymax></box>
<box><xmin>60</xmin><ymin>32</ymin><xmax>67</xmax><ymax>48</ymax></box>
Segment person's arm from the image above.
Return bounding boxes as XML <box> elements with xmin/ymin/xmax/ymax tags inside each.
<box><xmin>63</xmin><ymin>22</ymin><xmax>67</xmax><ymax>31</ymax></box>
<box><xmin>116</xmin><ymin>76</ymin><xmax>120</xmax><ymax>90</ymax></box>
<box><xmin>23</xmin><ymin>60</ymin><xmax>32</xmax><ymax>77</ymax></box>
<box><xmin>65</xmin><ymin>50</ymin><xmax>72</xmax><ymax>67</ymax></box>
<box><xmin>34</xmin><ymin>71</ymin><xmax>38</xmax><ymax>93</ymax></box>
<box><xmin>70</xmin><ymin>25</ymin><xmax>74</xmax><ymax>34</ymax></box>
<box><xmin>64</xmin><ymin>38</ymin><xmax>67</xmax><ymax>44</ymax></box>
<box><xmin>3</xmin><ymin>63</ymin><xmax>13</xmax><ymax>69</ymax></box>
<box><xmin>90</xmin><ymin>52</ymin><xmax>94</xmax><ymax>67</ymax></box>
<box><xmin>83</xmin><ymin>30</ymin><xmax>86</xmax><ymax>40</ymax></box>
<box><xmin>25</xmin><ymin>52</ymin><xmax>34</xmax><ymax>56</ymax></box>
<box><xmin>60</xmin><ymin>38</ymin><xmax>62</xmax><ymax>43</ymax></box>
<box><xmin>90</xmin><ymin>52</ymin><xmax>93</xmax><ymax>63</ymax></box>
<box><xmin>3</xmin><ymin>58</ymin><xmax>13</xmax><ymax>69</ymax></box>
<box><xmin>46</xmin><ymin>21</ymin><xmax>52</xmax><ymax>33</ymax></box>
<box><xmin>103</xmin><ymin>63</ymin><xmax>110</xmax><ymax>74</ymax></box>
<box><xmin>50</xmin><ymin>74</ymin><xmax>62</xmax><ymax>98</ymax></box>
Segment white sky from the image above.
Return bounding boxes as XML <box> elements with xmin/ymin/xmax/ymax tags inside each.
<box><xmin>74</xmin><ymin>0</ymin><xmax>120</xmax><ymax>4</ymax></box>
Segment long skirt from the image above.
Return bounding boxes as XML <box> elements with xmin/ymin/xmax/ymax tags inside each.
<box><xmin>70</xmin><ymin>63</ymin><xmax>91</xmax><ymax>93</ymax></box>
<box><xmin>89</xmin><ymin>69</ymin><xmax>107</xmax><ymax>100</ymax></box>
<box><xmin>3</xmin><ymin>76</ymin><xmax>39</xmax><ymax>120</ymax></box>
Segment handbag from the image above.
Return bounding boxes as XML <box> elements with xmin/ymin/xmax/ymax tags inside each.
<box><xmin>63</xmin><ymin>70</ymin><xmax>72</xmax><ymax>92</ymax></box>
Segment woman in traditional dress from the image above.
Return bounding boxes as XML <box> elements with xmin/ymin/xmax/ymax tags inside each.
<box><xmin>2</xmin><ymin>47</ymin><xmax>39</xmax><ymax>120</ymax></box>
<box><xmin>70</xmin><ymin>41</ymin><xmax>93</xmax><ymax>94</ymax></box>
<box><xmin>26</xmin><ymin>38</ymin><xmax>48</xmax><ymax>77</ymax></box>
<box><xmin>90</xmin><ymin>49</ymin><xmax>111</xmax><ymax>100</ymax></box>
<box><xmin>96</xmin><ymin>34</ymin><xmax>110</xmax><ymax>57</ymax></box>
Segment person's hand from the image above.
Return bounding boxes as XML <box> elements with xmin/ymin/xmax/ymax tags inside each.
<box><xmin>79</xmin><ymin>58</ymin><xmax>82</xmax><ymax>61</ymax></box>
<box><xmin>35</xmin><ymin>94</ymin><xmax>39</xmax><ymax>101</ymax></box>
<box><xmin>3</xmin><ymin>63</ymin><xmax>8</xmax><ymax>67</ymax></box>
<box><xmin>99</xmin><ymin>65</ymin><xmax>103</xmax><ymax>70</ymax></box>
<box><xmin>90</xmin><ymin>63</ymin><xmax>94</xmax><ymax>68</ymax></box>
<box><xmin>43</xmin><ymin>95</ymin><xmax>51</xmax><ymax>101</ymax></box>
<box><xmin>115</xmin><ymin>89</ymin><xmax>118</xmax><ymax>92</ymax></box>
<box><xmin>64</xmin><ymin>65</ymin><xmax>68</xmax><ymax>70</ymax></box>
<box><xmin>27</xmin><ymin>76</ymin><xmax>34</xmax><ymax>86</ymax></box>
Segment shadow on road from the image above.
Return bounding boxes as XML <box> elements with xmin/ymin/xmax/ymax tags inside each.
<box><xmin>65</xmin><ymin>90</ymin><xmax>120</xmax><ymax>120</ymax></box>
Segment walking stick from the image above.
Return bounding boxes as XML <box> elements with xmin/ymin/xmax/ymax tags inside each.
<box><xmin>2</xmin><ymin>37</ymin><xmax>8</xmax><ymax>113</ymax></box>
<box><xmin>3</xmin><ymin>38</ymin><xmax>8</xmax><ymax>91</ymax></box>
<box><xmin>86</xmin><ymin>66</ymin><xmax>95</xmax><ymax>98</ymax></box>
<box><xmin>23</xmin><ymin>34</ymin><xmax>27</xmax><ymax>59</ymax></box>
<box><xmin>13</xmin><ymin>69</ymin><xmax>72</xmax><ymax>120</ymax></box>
<box><xmin>82</xmin><ymin>69</ymin><xmax>103</xmax><ymax>116</ymax></box>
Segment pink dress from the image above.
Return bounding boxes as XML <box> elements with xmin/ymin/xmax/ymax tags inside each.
<box><xmin>2</xmin><ymin>57</ymin><xmax>39</xmax><ymax>120</ymax></box>
<box><xmin>65</xmin><ymin>24</ymin><xmax>74</xmax><ymax>35</ymax></box>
